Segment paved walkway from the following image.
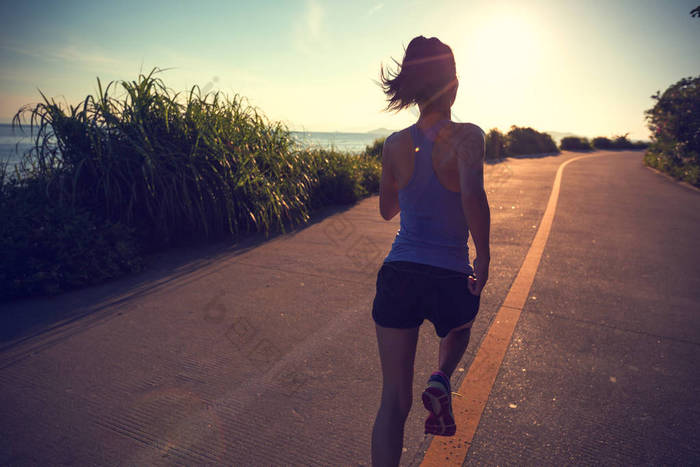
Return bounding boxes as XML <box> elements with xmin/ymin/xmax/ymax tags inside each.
<box><xmin>463</xmin><ymin>151</ymin><xmax>700</xmax><ymax>465</ymax></box>
<box><xmin>1</xmin><ymin>150</ymin><xmax>698</xmax><ymax>465</ymax></box>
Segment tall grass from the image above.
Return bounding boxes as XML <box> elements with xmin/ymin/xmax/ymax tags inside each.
<box><xmin>12</xmin><ymin>68</ymin><xmax>321</xmax><ymax>247</ymax></box>
<box><xmin>3</xmin><ymin>68</ymin><xmax>380</xmax><ymax>299</ymax></box>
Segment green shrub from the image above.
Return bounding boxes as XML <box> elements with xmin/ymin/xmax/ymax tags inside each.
<box><xmin>505</xmin><ymin>126</ymin><xmax>558</xmax><ymax>156</ymax></box>
<box><xmin>485</xmin><ymin>128</ymin><xmax>506</xmax><ymax>160</ymax></box>
<box><xmin>364</xmin><ymin>137</ymin><xmax>385</xmax><ymax>159</ymax></box>
<box><xmin>612</xmin><ymin>134</ymin><xmax>649</xmax><ymax>150</ymax></box>
<box><xmin>560</xmin><ymin>136</ymin><xmax>593</xmax><ymax>151</ymax></box>
<box><xmin>644</xmin><ymin>146</ymin><xmax>700</xmax><ymax>186</ymax></box>
<box><xmin>592</xmin><ymin>134</ymin><xmax>649</xmax><ymax>150</ymax></box>
<box><xmin>612</xmin><ymin>134</ymin><xmax>632</xmax><ymax>149</ymax></box>
<box><xmin>646</xmin><ymin>76</ymin><xmax>700</xmax><ymax>156</ymax></box>
<box><xmin>301</xmin><ymin>149</ymin><xmax>374</xmax><ymax>208</ymax></box>
<box><xmin>0</xmin><ymin>177</ymin><xmax>142</xmax><ymax>300</ymax></box>
<box><xmin>592</xmin><ymin>136</ymin><xmax>613</xmax><ymax>149</ymax></box>
<box><xmin>643</xmin><ymin>75</ymin><xmax>699</xmax><ymax>186</ymax></box>
<box><xmin>356</xmin><ymin>153</ymin><xmax>381</xmax><ymax>195</ymax></box>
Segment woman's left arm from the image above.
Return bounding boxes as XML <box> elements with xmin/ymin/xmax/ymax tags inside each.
<box><xmin>379</xmin><ymin>134</ymin><xmax>400</xmax><ymax>220</ymax></box>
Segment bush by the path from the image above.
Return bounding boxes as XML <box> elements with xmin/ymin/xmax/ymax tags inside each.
<box><xmin>505</xmin><ymin>126</ymin><xmax>558</xmax><ymax>156</ymax></box>
<box><xmin>485</xmin><ymin>128</ymin><xmax>507</xmax><ymax>160</ymax></box>
<box><xmin>644</xmin><ymin>75</ymin><xmax>700</xmax><ymax>187</ymax></box>
<box><xmin>364</xmin><ymin>137</ymin><xmax>385</xmax><ymax>159</ymax></box>
<box><xmin>3</xmin><ymin>68</ymin><xmax>380</xmax><ymax>300</ymax></box>
<box><xmin>592</xmin><ymin>135</ymin><xmax>648</xmax><ymax>150</ymax></box>
<box><xmin>0</xmin><ymin>174</ymin><xmax>143</xmax><ymax>299</ymax></box>
<box><xmin>592</xmin><ymin>137</ymin><xmax>614</xmax><ymax>149</ymax></box>
<box><xmin>560</xmin><ymin>136</ymin><xmax>593</xmax><ymax>151</ymax></box>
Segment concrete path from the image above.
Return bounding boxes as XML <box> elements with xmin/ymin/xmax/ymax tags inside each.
<box><xmin>1</xmin><ymin>150</ymin><xmax>698</xmax><ymax>465</ymax></box>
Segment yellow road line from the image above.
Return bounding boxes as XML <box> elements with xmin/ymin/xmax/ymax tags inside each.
<box><xmin>421</xmin><ymin>152</ymin><xmax>612</xmax><ymax>466</ymax></box>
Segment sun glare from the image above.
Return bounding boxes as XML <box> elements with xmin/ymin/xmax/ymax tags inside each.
<box><xmin>454</xmin><ymin>7</ymin><xmax>552</xmax><ymax>129</ymax></box>
<box><xmin>467</xmin><ymin>14</ymin><xmax>542</xmax><ymax>82</ymax></box>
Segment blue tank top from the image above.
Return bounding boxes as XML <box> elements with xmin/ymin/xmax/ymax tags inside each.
<box><xmin>383</xmin><ymin>120</ymin><xmax>473</xmax><ymax>275</ymax></box>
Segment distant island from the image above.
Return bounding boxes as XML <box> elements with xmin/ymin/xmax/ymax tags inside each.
<box><xmin>366</xmin><ymin>127</ymin><xmax>394</xmax><ymax>136</ymax></box>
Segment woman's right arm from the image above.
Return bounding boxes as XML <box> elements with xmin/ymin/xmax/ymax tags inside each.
<box><xmin>379</xmin><ymin>133</ymin><xmax>400</xmax><ymax>221</ymax></box>
<box><xmin>456</xmin><ymin>125</ymin><xmax>491</xmax><ymax>295</ymax></box>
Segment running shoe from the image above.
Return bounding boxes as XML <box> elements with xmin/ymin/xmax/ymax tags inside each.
<box><xmin>422</xmin><ymin>371</ymin><xmax>456</xmax><ymax>436</ymax></box>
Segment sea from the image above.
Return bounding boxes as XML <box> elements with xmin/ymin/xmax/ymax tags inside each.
<box><xmin>290</xmin><ymin>130</ymin><xmax>387</xmax><ymax>153</ymax></box>
<box><xmin>0</xmin><ymin>123</ymin><xmax>388</xmax><ymax>171</ymax></box>
<box><xmin>0</xmin><ymin>124</ymin><xmax>34</xmax><ymax>171</ymax></box>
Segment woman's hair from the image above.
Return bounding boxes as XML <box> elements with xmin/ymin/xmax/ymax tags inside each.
<box><xmin>380</xmin><ymin>36</ymin><xmax>457</xmax><ymax>112</ymax></box>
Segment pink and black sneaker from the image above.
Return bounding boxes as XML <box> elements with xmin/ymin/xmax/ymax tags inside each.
<box><xmin>422</xmin><ymin>370</ymin><xmax>456</xmax><ymax>436</ymax></box>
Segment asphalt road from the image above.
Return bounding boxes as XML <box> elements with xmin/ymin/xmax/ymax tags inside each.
<box><xmin>0</xmin><ymin>150</ymin><xmax>698</xmax><ymax>465</ymax></box>
<box><xmin>464</xmin><ymin>151</ymin><xmax>700</xmax><ymax>465</ymax></box>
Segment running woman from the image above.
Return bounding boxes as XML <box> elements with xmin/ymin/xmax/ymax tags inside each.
<box><xmin>370</xmin><ymin>36</ymin><xmax>491</xmax><ymax>466</ymax></box>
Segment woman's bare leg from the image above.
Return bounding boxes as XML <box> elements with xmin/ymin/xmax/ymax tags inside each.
<box><xmin>371</xmin><ymin>324</ymin><xmax>420</xmax><ymax>467</ymax></box>
<box><xmin>438</xmin><ymin>323</ymin><xmax>472</xmax><ymax>379</ymax></box>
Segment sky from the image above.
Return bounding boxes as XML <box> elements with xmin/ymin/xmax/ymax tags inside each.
<box><xmin>0</xmin><ymin>0</ymin><xmax>698</xmax><ymax>140</ymax></box>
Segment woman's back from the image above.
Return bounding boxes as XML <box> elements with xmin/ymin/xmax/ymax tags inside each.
<box><xmin>382</xmin><ymin>120</ymin><xmax>483</xmax><ymax>275</ymax></box>
<box><xmin>389</xmin><ymin>120</ymin><xmax>483</xmax><ymax>193</ymax></box>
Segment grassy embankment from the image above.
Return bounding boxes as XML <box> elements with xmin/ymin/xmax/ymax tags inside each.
<box><xmin>0</xmin><ymin>68</ymin><xmax>380</xmax><ymax>300</ymax></box>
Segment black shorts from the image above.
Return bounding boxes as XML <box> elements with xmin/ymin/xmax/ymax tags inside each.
<box><xmin>372</xmin><ymin>260</ymin><xmax>481</xmax><ymax>338</ymax></box>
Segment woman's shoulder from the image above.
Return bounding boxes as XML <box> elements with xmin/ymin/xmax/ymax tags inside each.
<box><xmin>387</xmin><ymin>126</ymin><xmax>413</xmax><ymax>142</ymax></box>
<box><xmin>446</xmin><ymin>121</ymin><xmax>485</xmax><ymax>137</ymax></box>
<box><xmin>384</xmin><ymin>126</ymin><xmax>413</xmax><ymax>153</ymax></box>
<box><xmin>444</xmin><ymin>122</ymin><xmax>485</xmax><ymax>144</ymax></box>
<box><xmin>435</xmin><ymin>121</ymin><xmax>485</xmax><ymax>145</ymax></box>
<box><xmin>435</xmin><ymin>122</ymin><xmax>486</xmax><ymax>162</ymax></box>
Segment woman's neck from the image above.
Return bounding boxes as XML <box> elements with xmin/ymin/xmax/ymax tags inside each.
<box><xmin>416</xmin><ymin>108</ymin><xmax>451</xmax><ymax>130</ymax></box>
